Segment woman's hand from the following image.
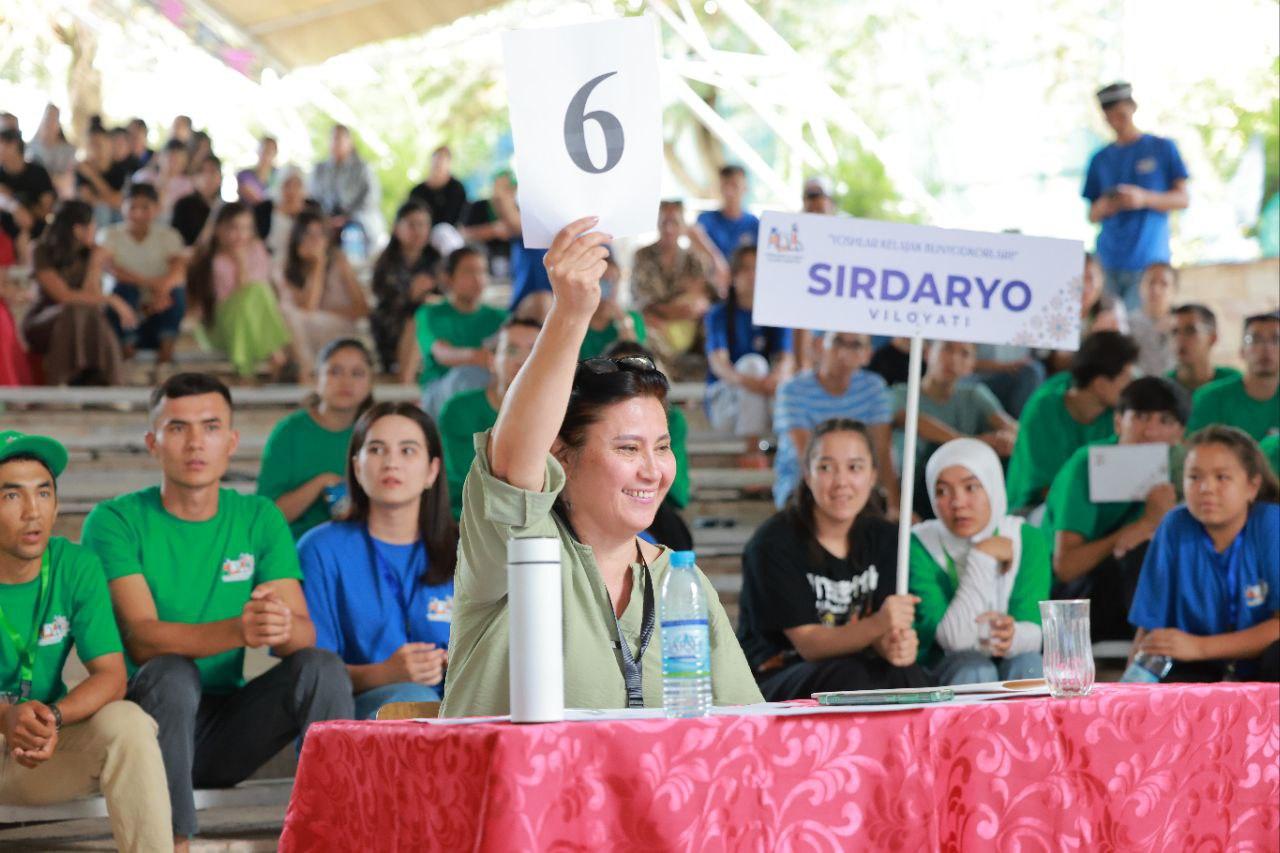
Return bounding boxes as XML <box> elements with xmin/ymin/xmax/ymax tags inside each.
<box><xmin>973</xmin><ymin>535</ymin><xmax>1014</xmax><ymax>569</ymax></box>
<box><xmin>385</xmin><ymin>643</ymin><xmax>448</xmax><ymax>686</ymax></box>
<box><xmin>544</xmin><ymin>217</ymin><xmax>611</xmax><ymax>321</ymax></box>
<box><xmin>977</xmin><ymin>612</ymin><xmax>1015</xmax><ymax>656</ymax></box>
<box><xmin>875</xmin><ymin>594</ymin><xmax>920</xmax><ymax>636</ymax></box>
<box><xmin>1139</xmin><ymin>628</ymin><xmax>1203</xmax><ymax>662</ymax></box>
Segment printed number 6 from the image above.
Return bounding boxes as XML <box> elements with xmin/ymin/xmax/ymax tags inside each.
<box><xmin>564</xmin><ymin>72</ymin><xmax>625</xmax><ymax>174</ymax></box>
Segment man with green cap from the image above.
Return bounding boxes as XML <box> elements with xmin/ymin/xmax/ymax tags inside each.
<box><xmin>0</xmin><ymin>430</ymin><xmax>171</xmax><ymax>852</ymax></box>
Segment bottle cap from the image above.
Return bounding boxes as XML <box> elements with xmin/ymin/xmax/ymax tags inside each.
<box><xmin>670</xmin><ymin>550</ymin><xmax>696</xmax><ymax>569</ymax></box>
<box><xmin>508</xmin><ymin>537</ymin><xmax>561</xmax><ymax>565</ymax></box>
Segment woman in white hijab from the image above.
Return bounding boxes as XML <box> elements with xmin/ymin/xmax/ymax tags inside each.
<box><xmin>909</xmin><ymin>438</ymin><xmax>1051</xmax><ymax>684</ymax></box>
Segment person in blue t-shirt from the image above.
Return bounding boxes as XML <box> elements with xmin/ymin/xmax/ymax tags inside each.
<box><xmin>694</xmin><ymin>165</ymin><xmax>759</xmax><ymax>294</ymax></box>
<box><xmin>1082</xmin><ymin>82</ymin><xmax>1189</xmax><ymax>312</ymax></box>
<box><xmin>705</xmin><ymin>245</ymin><xmax>794</xmax><ymax>465</ymax></box>
<box><xmin>1129</xmin><ymin>426</ymin><xmax>1279</xmax><ymax>682</ymax></box>
<box><xmin>299</xmin><ymin>402</ymin><xmax>457</xmax><ymax>719</ymax></box>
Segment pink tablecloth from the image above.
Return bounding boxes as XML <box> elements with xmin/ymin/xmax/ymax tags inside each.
<box><xmin>280</xmin><ymin>684</ymin><xmax>1280</xmax><ymax>852</ymax></box>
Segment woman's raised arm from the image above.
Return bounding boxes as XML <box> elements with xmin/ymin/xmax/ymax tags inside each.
<box><xmin>489</xmin><ymin>217</ymin><xmax>610</xmax><ymax>490</ymax></box>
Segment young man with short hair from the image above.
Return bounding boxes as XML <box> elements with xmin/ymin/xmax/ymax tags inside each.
<box><xmin>694</xmin><ymin>164</ymin><xmax>759</xmax><ymax>293</ymax></box>
<box><xmin>1186</xmin><ymin>311</ymin><xmax>1280</xmax><ymax>442</ymax></box>
<box><xmin>0</xmin><ymin>432</ymin><xmax>171</xmax><ymax>852</ymax></box>
<box><xmin>170</xmin><ymin>155</ymin><xmax>223</xmax><ymax>247</ymax></box>
<box><xmin>82</xmin><ymin>373</ymin><xmax>352</xmax><ymax>848</ymax></box>
<box><xmin>1042</xmin><ymin>376</ymin><xmax>1189</xmax><ymax>640</ymax></box>
<box><xmin>440</xmin><ymin>317</ymin><xmax>541</xmax><ymax>519</ymax></box>
<box><xmin>408</xmin><ymin>145</ymin><xmax>468</xmax><ymax>228</ymax></box>
<box><xmin>772</xmin><ymin>331</ymin><xmax>897</xmax><ymax>510</ymax></box>
<box><xmin>1006</xmin><ymin>330</ymin><xmax>1140</xmax><ymax>512</ymax></box>
<box><xmin>1166</xmin><ymin>303</ymin><xmax>1240</xmax><ymax>393</ymax></box>
<box><xmin>1082</xmin><ymin>82</ymin><xmax>1189</xmax><ymax>312</ymax></box>
<box><xmin>0</xmin><ymin>128</ymin><xmax>54</xmax><ymax>241</ymax></box>
<box><xmin>99</xmin><ymin>182</ymin><xmax>188</xmax><ymax>371</ymax></box>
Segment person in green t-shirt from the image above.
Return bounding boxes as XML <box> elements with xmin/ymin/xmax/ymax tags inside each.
<box><xmin>440</xmin><ymin>317</ymin><xmax>541</xmax><ymax>519</ymax></box>
<box><xmin>909</xmin><ymin>438</ymin><xmax>1050</xmax><ymax>683</ymax></box>
<box><xmin>403</xmin><ymin>245</ymin><xmax>506</xmax><ymax>417</ymax></box>
<box><xmin>80</xmin><ymin>373</ymin><xmax>353</xmax><ymax>844</ymax></box>
<box><xmin>1263</xmin><ymin>433</ymin><xmax>1280</xmax><ymax>476</ymax></box>
<box><xmin>1043</xmin><ymin>377</ymin><xmax>1189</xmax><ymax>641</ymax></box>
<box><xmin>578</xmin><ymin>253</ymin><xmax>646</xmax><ymax>359</ymax></box>
<box><xmin>1165</xmin><ymin>303</ymin><xmax>1241</xmax><ymax>394</ymax></box>
<box><xmin>1005</xmin><ymin>330</ymin><xmax>1140</xmax><ymax>512</ymax></box>
<box><xmin>257</xmin><ymin>338</ymin><xmax>374</xmax><ymax>539</ymax></box>
<box><xmin>1186</xmin><ymin>311</ymin><xmax>1280</xmax><ymax>443</ymax></box>
<box><xmin>0</xmin><ymin>432</ymin><xmax>171</xmax><ymax>852</ymax></box>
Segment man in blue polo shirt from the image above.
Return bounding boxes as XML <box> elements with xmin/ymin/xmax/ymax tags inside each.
<box><xmin>1082</xmin><ymin>82</ymin><xmax>1189</xmax><ymax>312</ymax></box>
<box><xmin>695</xmin><ymin>165</ymin><xmax>759</xmax><ymax>293</ymax></box>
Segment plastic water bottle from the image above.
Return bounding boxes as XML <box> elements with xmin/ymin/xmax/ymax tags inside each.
<box><xmin>661</xmin><ymin>550</ymin><xmax>712</xmax><ymax>718</ymax></box>
<box><xmin>339</xmin><ymin>222</ymin><xmax>368</xmax><ymax>263</ymax></box>
<box><xmin>1121</xmin><ymin>651</ymin><xmax>1173</xmax><ymax>683</ymax></box>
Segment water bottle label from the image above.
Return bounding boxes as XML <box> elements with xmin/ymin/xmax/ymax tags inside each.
<box><xmin>661</xmin><ymin>619</ymin><xmax>710</xmax><ymax>678</ymax></box>
<box><xmin>1120</xmin><ymin>662</ymin><xmax>1160</xmax><ymax>683</ymax></box>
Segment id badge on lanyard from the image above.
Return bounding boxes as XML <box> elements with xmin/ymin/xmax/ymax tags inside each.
<box><xmin>0</xmin><ymin>551</ymin><xmax>51</xmax><ymax>701</ymax></box>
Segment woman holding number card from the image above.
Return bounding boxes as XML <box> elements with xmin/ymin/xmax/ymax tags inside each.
<box><xmin>736</xmin><ymin>418</ymin><xmax>930</xmax><ymax>701</ymax></box>
<box><xmin>908</xmin><ymin>439</ymin><xmax>1050</xmax><ymax>685</ymax></box>
<box><xmin>439</xmin><ymin>217</ymin><xmax>762</xmax><ymax>717</ymax></box>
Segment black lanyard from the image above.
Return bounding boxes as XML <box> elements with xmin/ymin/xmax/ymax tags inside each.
<box><xmin>609</xmin><ymin>541</ymin><xmax>656</xmax><ymax>709</ymax></box>
<box><xmin>361</xmin><ymin>527</ymin><xmax>423</xmax><ymax>641</ymax></box>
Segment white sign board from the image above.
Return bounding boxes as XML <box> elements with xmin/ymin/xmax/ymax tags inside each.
<box><xmin>753</xmin><ymin>212</ymin><xmax>1086</xmax><ymax>350</ymax></box>
<box><xmin>1089</xmin><ymin>443</ymin><xmax>1170</xmax><ymax>503</ymax></box>
<box><xmin>502</xmin><ymin>17</ymin><xmax>662</xmax><ymax>249</ymax></box>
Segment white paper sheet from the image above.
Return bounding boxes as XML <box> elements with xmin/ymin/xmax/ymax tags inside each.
<box><xmin>1088</xmin><ymin>442</ymin><xmax>1169</xmax><ymax>503</ymax></box>
<box><xmin>502</xmin><ymin>17</ymin><xmax>662</xmax><ymax>248</ymax></box>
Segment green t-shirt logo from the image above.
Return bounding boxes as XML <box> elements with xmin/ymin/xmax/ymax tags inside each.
<box><xmin>37</xmin><ymin>615</ymin><xmax>70</xmax><ymax>647</ymax></box>
<box><xmin>220</xmin><ymin>554</ymin><xmax>255</xmax><ymax>584</ymax></box>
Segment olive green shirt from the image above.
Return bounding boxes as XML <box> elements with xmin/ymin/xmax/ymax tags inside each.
<box><xmin>440</xmin><ymin>430</ymin><xmax>763</xmax><ymax>717</ymax></box>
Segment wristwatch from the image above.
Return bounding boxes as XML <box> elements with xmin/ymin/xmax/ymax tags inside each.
<box><xmin>49</xmin><ymin>703</ymin><xmax>63</xmax><ymax>731</ymax></box>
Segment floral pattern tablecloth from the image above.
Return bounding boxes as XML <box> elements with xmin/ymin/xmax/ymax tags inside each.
<box><xmin>280</xmin><ymin>683</ymin><xmax>1280</xmax><ymax>852</ymax></box>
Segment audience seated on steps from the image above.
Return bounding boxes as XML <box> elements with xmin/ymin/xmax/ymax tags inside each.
<box><xmin>369</xmin><ymin>200</ymin><xmax>441</xmax><ymax>375</ymax></box>
<box><xmin>630</xmin><ymin>199</ymin><xmax>713</xmax><ymax>363</ymax></box>
<box><xmin>909</xmin><ymin>438</ymin><xmax>1049</xmax><ymax>685</ymax></box>
<box><xmin>298</xmin><ymin>403</ymin><xmax>455</xmax><ymax>720</ymax></box>
<box><xmin>1005</xmin><ymin>330</ymin><xmax>1139</xmax><ymax>515</ymax></box>
<box><xmin>402</xmin><ymin>245</ymin><xmax>505</xmax><ymax>419</ymax></box>
<box><xmin>1186</xmin><ymin>310</ymin><xmax>1280</xmax><ymax>443</ymax></box>
<box><xmin>704</xmin><ymin>244</ymin><xmax>794</xmax><ymax>469</ymax></box>
<box><xmin>772</xmin><ymin>331</ymin><xmax>895</xmax><ymax>512</ymax></box>
<box><xmin>0</xmin><ymin>431</ymin><xmax>172</xmax><ymax>853</ymax></box>
<box><xmin>80</xmin><ymin>373</ymin><xmax>352</xmax><ymax>849</ymax></box>
<box><xmin>577</xmin><ymin>252</ymin><xmax>645</xmax><ymax>360</ymax></box>
<box><xmin>1042</xmin><ymin>376</ymin><xmax>1190</xmax><ymax>642</ymax></box>
<box><xmin>1166</xmin><ymin>302</ymin><xmax>1240</xmax><ymax>394</ymax></box>
<box><xmin>1128</xmin><ymin>426</ymin><xmax>1279</xmax><ymax>683</ymax></box>
<box><xmin>257</xmin><ymin>339</ymin><xmax>374</xmax><ymax>540</ymax></box>
<box><xmin>738</xmin><ymin>418</ymin><xmax>930</xmax><ymax>701</ymax></box>
<box><xmin>892</xmin><ymin>339</ymin><xmax>1017</xmax><ymax>519</ymax></box>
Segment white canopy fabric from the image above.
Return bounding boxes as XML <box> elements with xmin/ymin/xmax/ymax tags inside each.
<box><xmin>198</xmin><ymin>0</ymin><xmax>509</xmax><ymax>69</ymax></box>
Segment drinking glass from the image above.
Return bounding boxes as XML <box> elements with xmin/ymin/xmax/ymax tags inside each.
<box><xmin>1039</xmin><ymin>600</ymin><xmax>1094</xmax><ymax>698</ymax></box>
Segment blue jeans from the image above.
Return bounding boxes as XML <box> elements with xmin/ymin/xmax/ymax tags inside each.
<box><xmin>109</xmin><ymin>283</ymin><xmax>187</xmax><ymax>350</ymax></box>
<box><xmin>970</xmin><ymin>358</ymin><xmax>1045</xmax><ymax>419</ymax></box>
<box><xmin>933</xmin><ymin>649</ymin><xmax>1044</xmax><ymax>686</ymax></box>
<box><xmin>353</xmin><ymin>682</ymin><xmax>442</xmax><ymax>720</ymax></box>
<box><xmin>1103</xmin><ymin>267</ymin><xmax>1145</xmax><ymax>313</ymax></box>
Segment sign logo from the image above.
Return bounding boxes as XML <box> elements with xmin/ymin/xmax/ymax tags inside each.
<box><xmin>38</xmin><ymin>615</ymin><xmax>70</xmax><ymax>646</ymax></box>
<box><xmin>221</xmin><ymin>554</ymin><xmax>255</xmax><ymax>583</ymax></box>
<box><xmin>766</xmin><ymin>223</ymin><xmax>804</xmax><ymax>255</ymax></box>
<box><xmin>427</xmin><ymin>595</ymin><xmax>453</xmax><ymax>623</ymax></box>
<box><xmin>1245</xmin><ymin>582</ymin><xmax>1268</xmax><ymax>608</ymax></box>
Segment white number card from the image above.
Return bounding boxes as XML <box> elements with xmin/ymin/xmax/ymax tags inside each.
<box><xmin>502</xmin><ymin>17</ymin><xmax>662</xmax><ymax>249</ymax></box>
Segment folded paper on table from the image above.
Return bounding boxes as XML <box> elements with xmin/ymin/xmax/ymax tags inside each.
<box><xmin>1089</xmin><ymin>442</ymin><xmax>1169</xmax><ymax>503</ymax></box>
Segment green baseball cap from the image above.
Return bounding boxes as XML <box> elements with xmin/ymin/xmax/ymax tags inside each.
<box><xmin>0</xmin><ymin>431</ymin><xmax>68</xmax><ymax>478</ymax></box>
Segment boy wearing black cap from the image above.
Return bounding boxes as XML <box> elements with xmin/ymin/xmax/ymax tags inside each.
<box><xmin>1042</xmin><ymin>376</ymin><xmax>1191</xmax><ymax>641</ymax></box>
<box><xmin>1083</xmin><ymin>82</ymin><xmax>1189</xmax><ymax>313</ymax></box>
<box><xmin>0</xmin><ymin>431</ymin><xmax>170</xmax><ymax>852</ymax></box>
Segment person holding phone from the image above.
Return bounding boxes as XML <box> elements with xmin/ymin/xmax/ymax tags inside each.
<box><xmin>909</xmin><ymin>438</ymin><xmax>1050</xmax><ymax>685</ymax></box>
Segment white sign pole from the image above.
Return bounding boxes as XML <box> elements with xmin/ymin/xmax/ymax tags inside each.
<box><xmin>895</xmin><ymin>334</ymin><xmax>924</xmax><ymax>595</ymax></box>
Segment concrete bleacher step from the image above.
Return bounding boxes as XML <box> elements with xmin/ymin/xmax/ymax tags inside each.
<box><xmin>0</xmin><ymin>779</ymin><xmax>293</xmax><ymax>825</ymax></box>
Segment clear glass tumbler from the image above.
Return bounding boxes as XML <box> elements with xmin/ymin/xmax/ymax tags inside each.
<box><xmin>1039</xmin><ymin>599</ymin><xmax>1095</xmax><ymax>698</ymax></box>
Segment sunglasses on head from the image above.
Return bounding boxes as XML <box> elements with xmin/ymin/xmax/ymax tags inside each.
<box><xmin>580</xmin><ymin>355</ymin><xmax>659</xmax><ymax>375</ymax></box>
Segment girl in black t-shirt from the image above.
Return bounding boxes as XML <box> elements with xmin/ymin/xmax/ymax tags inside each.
<box><xmin>737</xmin><ymin>417</ymin><xmax>931</xmax><ymax>700</ymax></box>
